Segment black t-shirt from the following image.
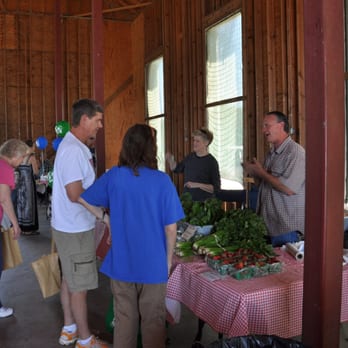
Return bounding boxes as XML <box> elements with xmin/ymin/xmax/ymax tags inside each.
<box><xmin>174</xmin><ymin>152</ymin><xmax>220</xmax><ymax>201</ymax></box>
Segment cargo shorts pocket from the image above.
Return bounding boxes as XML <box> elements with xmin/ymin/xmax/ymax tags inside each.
<box><xmin>70</xmin><ymin>252</ymin><xmax>97</xmax><ymax>289</ymax></box>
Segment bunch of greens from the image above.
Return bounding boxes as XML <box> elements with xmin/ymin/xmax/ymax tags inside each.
<box><xmin>213</xmin><ymin>209</ymin><xmax>274</xmax><ymax>256</ymax></box>
<box><xmin>180</xmin><ymin>192</ymin><xmax>224</xmax><ymax>226</ymax></box>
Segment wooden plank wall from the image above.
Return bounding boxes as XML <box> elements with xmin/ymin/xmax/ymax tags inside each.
<box><xmin>0</xmin><ymin>0</ymin><xmax>305</xmax><ymax>179</ymax></box>
<box><xmin>103</xmin><ymin>16</ymin><xmax>145</xmax><ymax>170</ymax></box>
<box><xmin>160</xmin><ymin>0</ymin><xmax>205</xmax><ymax>191</ymax></box>
<box><xmin>144</xmin><ymin>0</ymin><xmax>305</xmax><ymax>191</ymax></box>
<box><xmin>0</xmin><ymin>1</ymin><xmax>93</xmax><ymax>162</ymax></box>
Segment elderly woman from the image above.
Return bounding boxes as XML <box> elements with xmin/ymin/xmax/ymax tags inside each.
<box><xmin>0</xmin><ymin>138</ymin><xmax>29</xmax><ymax>318</ymax></box>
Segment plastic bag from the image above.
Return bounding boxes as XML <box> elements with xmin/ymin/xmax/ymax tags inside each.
<box><xmin>207</xmin><ymin>335</ymin><xmax>307</xmax><ymax>348</ymax></box>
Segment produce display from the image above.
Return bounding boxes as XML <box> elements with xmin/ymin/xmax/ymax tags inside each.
<box><xmin>175</xmin><ymin>193</ymin><xmax>282</xmax><ymax>279</ymax></box>
<box><xmin>206</xmin><ymin>248</ymin><xmax>282</xmax><ymax>280</ymax></box>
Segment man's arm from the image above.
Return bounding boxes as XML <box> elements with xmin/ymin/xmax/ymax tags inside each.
<box><xmin>65</xmin><ymin>180</ymin><xmax>84</xmax><ymax>202</ymax></box>
<box><xmin>243</xmin><ymin>158</ymin><xmax>294</xmax><ymax>196</ymax></box>
<box><xmin>256</xmin><ymin>169</ymin><xmax>294</xmax><ymax>195</ymax></box>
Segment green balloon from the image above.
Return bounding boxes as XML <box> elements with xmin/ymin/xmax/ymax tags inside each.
<box><xmin>47</xmin><ymin>170</ymin><xmax>53</xmax><ymax>188</ymax></box>
<box><xmin>55</xmin><ymin>120</ymin><xmax>70</xmax><ymax>137</ymax></box>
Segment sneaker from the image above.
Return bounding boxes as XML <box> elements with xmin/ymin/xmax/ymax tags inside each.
<box><xmin>0</xmin><ymin>307</ymin><xmax>13</xmax><ymax>318</ymax></box>
<box><xmin>59</xmin><ymin>328</ymin><xmax>78</xmax><ymax>345</ymax></box>
<box><xmin>75</xmin><ymin>335</ymin><xmax>109</xmax><ymax>348</ymax></box>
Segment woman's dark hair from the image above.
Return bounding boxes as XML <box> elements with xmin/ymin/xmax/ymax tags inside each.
<box><xmin>118</xmin><ymin>124</ymin><xmax>158</xmax><ymax>176</ymax></box>
<box><xmin>266</xmin><ymin>111</ymin><xmax>290</xmax><ymax>133</ymax></box>
<box><xmin>71</xmin><ymin>98</ymin><xmax>104</xmax><ymax>127</ymax></box>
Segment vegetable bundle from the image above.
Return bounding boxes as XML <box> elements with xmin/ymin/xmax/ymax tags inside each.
<box><xmin>180</xmin><ymin>192</ymin><xmax>224</xmax><ymax>226</ymax></box>
<box><xmin>177</xmin><ymin>192</ymin><xmax>274</xmax><ymax>259</ymax></box>
<box><xmin>212</xmin><ymin>209</ymin><xmax>274</xmax><ymax>256</ymax></box>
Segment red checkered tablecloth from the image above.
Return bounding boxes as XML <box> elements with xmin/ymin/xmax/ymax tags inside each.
<box><xmin>167</xmin><ymin>248</ymin><xmax>348</xmax><ymax>338</ymax></box>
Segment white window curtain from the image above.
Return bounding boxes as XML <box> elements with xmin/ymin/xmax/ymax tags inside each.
<box><xmin>146</xmin><ymin>57</ymin><xmax>165</xmax><ymax>171</ymax></box>
<box><xmin>206</xmin><ymin>13</ymin><xmax>243</xmax><ymax>189</ymax></box>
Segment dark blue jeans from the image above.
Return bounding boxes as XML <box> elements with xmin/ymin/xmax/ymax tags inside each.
<box><xmin>270</xmin><ymin>231</ymin><xmax>300</xmax><ymax>247</ymax></box>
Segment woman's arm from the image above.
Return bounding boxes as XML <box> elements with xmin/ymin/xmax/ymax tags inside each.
<box><xmin>165</xmin><ymin>152</ymin><xmax>177</xmax><ymax>171</ymax></box>
<box><xmin>184</xmin><ymin>181</ymin><xmax>214</xmax><ymax>193</ymax></box>
<box><xmin>165</xmin><ymin>222</ymin><xmax>177</xmax><ymax>276</ymax></box>
<box><xmin>78</xmin><ymin>196</ymin><xmax>110</xmax><ymax>226</ymax></box>
<box><xmin>29</xmin><ymin>154</ymin><xmax>39</xmax><ymax>176</ymax></box>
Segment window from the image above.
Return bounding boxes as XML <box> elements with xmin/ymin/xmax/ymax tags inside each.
<box><xmin>145</xmin><ymin>56</ymin><xmax>165</xmax><ymax>171</ymax></box>
<box><xmin>205</xmin><ymin>13</ymin><xmax>243</xmax><ymax>190</ymax></box>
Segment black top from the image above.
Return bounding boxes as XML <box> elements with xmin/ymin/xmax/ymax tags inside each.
<box><xmin>174</xmin><ymin>152</ymin><xmax>220</xmax><ymax>201</ymax></box>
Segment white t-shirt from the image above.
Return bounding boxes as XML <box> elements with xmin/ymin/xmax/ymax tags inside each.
<box><xmin>51</xmin><ymin>131</ymin><xmax>96</xmax><ymax>233</ymax></box>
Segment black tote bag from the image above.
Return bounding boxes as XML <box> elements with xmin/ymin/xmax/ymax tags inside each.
<box><xmin>15</xmin><ymin>164</ymin><xmax>39</xmax><ymax>231</ymax></box>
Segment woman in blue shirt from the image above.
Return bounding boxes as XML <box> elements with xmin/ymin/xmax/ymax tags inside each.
<box><xmin>79</xmin><ymin>124</ymin><xmax>184</xmax><ymax>348</ymax></box>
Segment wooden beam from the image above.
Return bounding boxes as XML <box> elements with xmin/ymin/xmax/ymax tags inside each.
<box><xmin>302</xmin><ymin>0</ymin><xmax>345</xmax><ymax>347</ymax></box>
<box><xmin>71</xmin><ymin>2</ymin><xmax>152</xmax><ymax>18</ymax></box>
<box><xmin>55</xmin><ymin>0</ymin><xmax>63</xmax><ymax>122</ymax></box>
<box><xmin>91</xmin><ymin>0</ymin><xmax>106</xmax><ymax>177</ymax></box>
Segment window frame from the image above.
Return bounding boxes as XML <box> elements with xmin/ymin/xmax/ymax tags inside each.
<box><xmin>145</xmin><ymin>56</ymin><xmax>166</xmax><ymax>172</ymax></box>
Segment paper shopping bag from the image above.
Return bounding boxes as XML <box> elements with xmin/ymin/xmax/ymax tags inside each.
<box><xmin>2</xmin><ymin>227</ymin><xmax>23</xmax><ymax>269</ymax></box>
<box><xmin>31</xmin><ymin>251</ymin><xmax>61</xmax><ymax>298</ymax></box>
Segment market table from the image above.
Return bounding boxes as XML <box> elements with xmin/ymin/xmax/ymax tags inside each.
<box><xmin>166</xmin><ymin>248</ymin><xmax>348</xmax><ymax>338</ymax></box>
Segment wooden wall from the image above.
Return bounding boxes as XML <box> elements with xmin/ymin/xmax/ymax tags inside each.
<box><xmin>0</xmin><ymin>11</ymin><xmax>57</xmax><ymax>156</ymax></box>
<box><xmin>103</xmin><ymin>15</ymin><xmax>145</xmax><ymax>169</ymax></box>
<box><xmin>0</xmin><ymin>0</ymin><xmax>305</xmax><ymax>180</ymax></box>
<box><xmin>143</xmin><ymin>0</ymin><xmax>305</xmax><ymax>189</ymax></box>
<box><xmin>0</xmin><ymin>1</ymin><xmax>92</xmax><ymax>161</ymax></box>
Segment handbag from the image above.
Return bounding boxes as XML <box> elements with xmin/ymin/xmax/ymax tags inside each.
<box><xmin>31</xmin><ymin>237</ymin><xmax>61</xmax><ymax>298</ymax></box>
<box><xmin>15</xmin><ymin>164</ymin><xmax>39</xmax><ymax>231</ymax></box>
<box><xmin>2</xmin><ymin>227</ymin><xmax>23</xmax><ymax>270</ymax></box>
<box><xmin>95</xmin><ymin>219</ymin><xmax>111</xmax><ymax>261</ymax></box>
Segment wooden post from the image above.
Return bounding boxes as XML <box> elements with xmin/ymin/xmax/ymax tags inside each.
<box><xmin>91</xmin><ymin>0</ymin><xmax>105</xmax><ymax>177</ymax></box>
<box><xmin>55</xmin><ymin>0</ymin><xmax>63</xmax><ymax>122</ymax></box>
<box><xmin>302</xmin><ymin>0</ymin><xmax>345</xmax><ymax>347</ymax></box>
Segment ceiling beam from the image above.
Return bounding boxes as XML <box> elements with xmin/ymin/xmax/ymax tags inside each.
<box><xmin>69</xmin><ymin>2</ymin><xmax>152</xmax><ymax>18</ymax></box>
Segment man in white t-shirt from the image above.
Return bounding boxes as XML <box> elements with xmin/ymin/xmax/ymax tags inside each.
<box><xmin>51</xmin><ymin>99</ymin><xmax>109</xmax><ymax>348</ymax></box>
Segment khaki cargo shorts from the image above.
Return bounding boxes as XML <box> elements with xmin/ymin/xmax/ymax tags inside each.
<box><xmin>52</xmin><ymin>228</ymin><xmax>98</xmax><ymax>292</ymax></box>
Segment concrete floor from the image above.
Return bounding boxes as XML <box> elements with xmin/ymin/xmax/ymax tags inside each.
<box><xmin>1</xmin><ymin>203</ymin><xmax>348</xmax><ymax>347</ymax></box>
<box><xmin>0</xmin><ymin>204</ymin><xmax>218</xmax><ymax>348</ymax></box>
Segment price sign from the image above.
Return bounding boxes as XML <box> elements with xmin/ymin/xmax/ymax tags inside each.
<box><xmin>181</xmin><ymin>224</ymin><xmax>197</xmax><ymax>241</ymax></box>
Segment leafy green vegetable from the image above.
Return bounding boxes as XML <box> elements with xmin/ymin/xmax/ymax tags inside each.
<box><xmin>213</xmin><ymin>209</ymin><xmax>274</xmax><ymax>256</ymax></box>
<box><xmin>180</xmin><ymin>192</ymin><xmax>224</xmax><ymax>226</ymax></box>
<box><xmin>179</xmin><ymin>193</ymin><xmax>274</xmax><ymax>257</ymax></box>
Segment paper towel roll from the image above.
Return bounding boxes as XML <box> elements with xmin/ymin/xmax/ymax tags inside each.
<box><xmin>285</xmin><ymin>243</ymin><xmax>304</xmax><ymax>261</ymax></box>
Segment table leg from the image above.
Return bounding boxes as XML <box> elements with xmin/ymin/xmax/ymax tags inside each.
<box><xmin>194</xmin><ymin>318</ymin><xmax>206</xmax><ymax>342</ymax></box>
<box><xmin>194</xmin><ymin>318</ymin><xmax>223</xmax><ymax>343</ymax></box>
